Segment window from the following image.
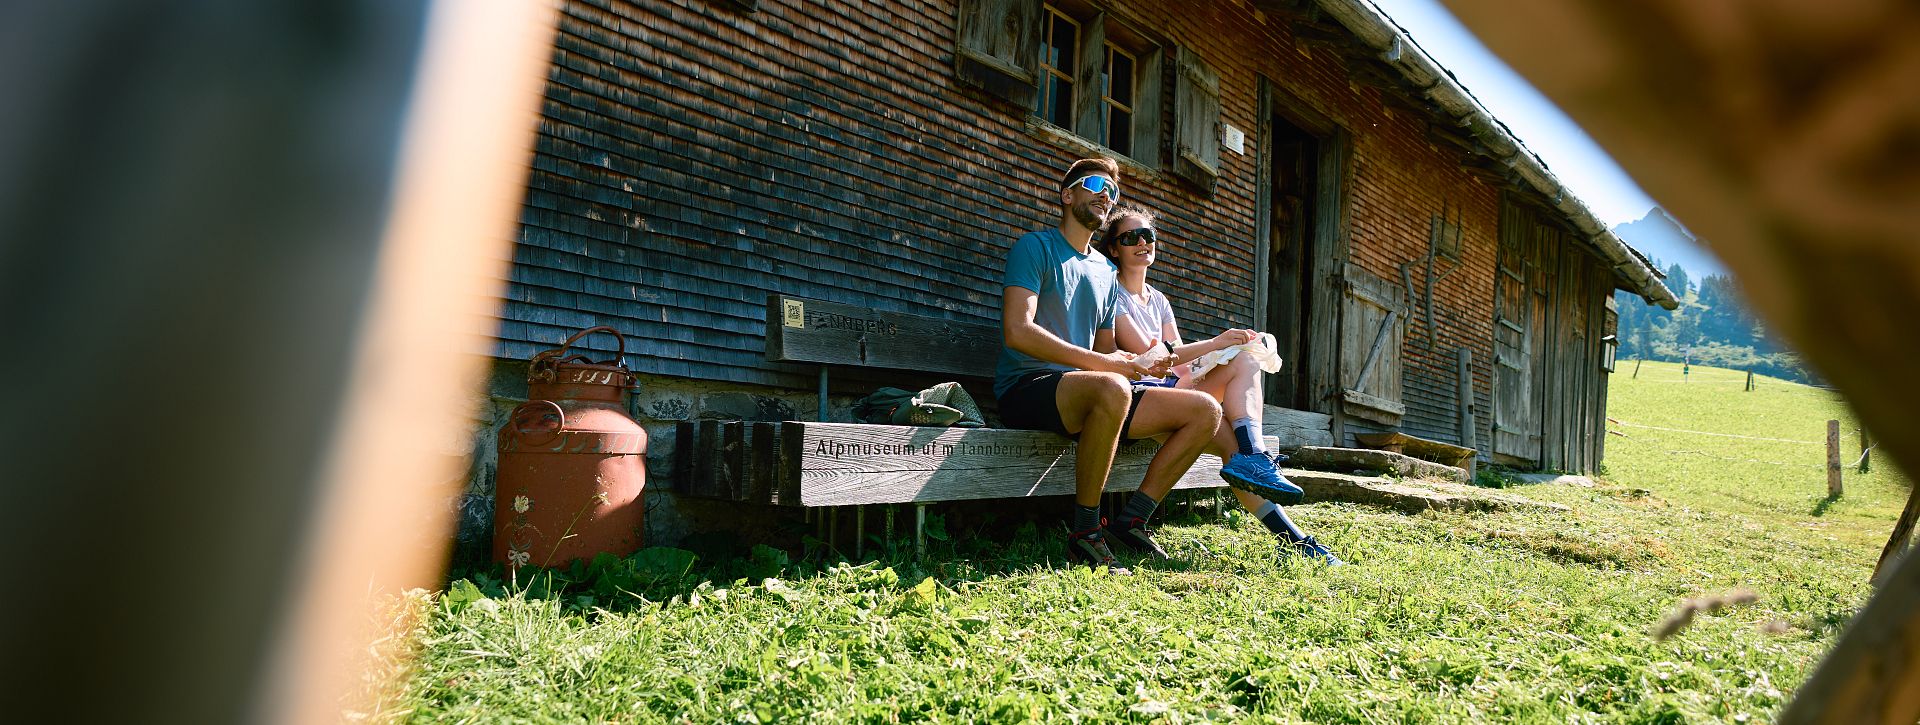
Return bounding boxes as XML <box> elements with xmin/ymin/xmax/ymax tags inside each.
<box><xmin>1036</xmin><ymin>2</ymin><xmax>1152</xmax><ymax>163</ymax></box>
<box><xmin>1039</xmin><ymin>9</ymin><xmax>1078</xmax><ymax>130</ymax></box>
<box><xmin>954</xmin><ymin>0</ymin><xmax>1218</xmax><ymax>181</ymax></box>
<box><xmin>1028</xmin><ymin>2</ymin><xmax>1162</xmax><ymax>166</ymax></box>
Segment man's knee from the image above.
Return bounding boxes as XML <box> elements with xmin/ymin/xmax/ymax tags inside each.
<box><xmin>1066</xmin><ymin>372</ymin><xmax>1131</xmax><ymax>416</ymax></box>
<box><xmin>1191</xmin><ymin>394</ymin><xmax>1224</xmax><ymax>423</ymax></box>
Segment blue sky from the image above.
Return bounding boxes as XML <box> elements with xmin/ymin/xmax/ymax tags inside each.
<box><xmin>1368</xmin><ymin>0</ymin><xmax>1656</xmax><ymax>227</ymax></box>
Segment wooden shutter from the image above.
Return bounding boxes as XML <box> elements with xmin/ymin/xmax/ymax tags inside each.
<box><xmin>1132</xmin><ymin>48</ymin><xmax>1164</xmax><ymax>167</ymax></box>
<box><xmin>1339</xmin><ymin>264</ymin><xmax>1406</xmax><ymax>425</ymax></box>
<box><xmin>1071</xmin><ymin>14</ymin><xmax>1107</xmax><ymax>140</ymax></box>
<box><xmin>1171</xmin><ymin>46</ymin><xmax>1221</xmax><ymax>194</ymax></box>
<box><xmin>955</xmin><ymin>0</ymin><xmax>1043</xmax><ymax>109</ymax></box>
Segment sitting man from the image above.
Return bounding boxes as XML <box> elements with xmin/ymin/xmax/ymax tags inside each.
<box><xmin>993</xmin><ymin>157</ymin><xmax>1299</xmax><ymax>573</ymax></box>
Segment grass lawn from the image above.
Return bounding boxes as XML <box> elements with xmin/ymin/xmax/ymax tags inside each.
<box><xmin>369</xmin><ymin>361</ymin><xmax>1909</xmax><ymax>723</ymax></box>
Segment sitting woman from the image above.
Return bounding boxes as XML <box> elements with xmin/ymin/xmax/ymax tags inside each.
<box><xmin>1100</xmin><ymin>205</ymin><xmax>1342</xmax><ymax>565</ymax></box>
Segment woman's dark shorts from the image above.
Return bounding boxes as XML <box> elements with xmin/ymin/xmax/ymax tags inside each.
<box><xmin>997</xmin><ymin>369</ymin><xmax>1149</xmax><ymax>439</ymax></box>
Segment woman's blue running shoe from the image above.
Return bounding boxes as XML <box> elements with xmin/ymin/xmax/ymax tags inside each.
<box><xmin>1221</xmin><ymin>452</ymin><xmax>1304</xmax><ymax>505</ymax></box>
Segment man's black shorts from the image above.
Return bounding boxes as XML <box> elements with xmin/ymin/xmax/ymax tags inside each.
<box><xmin>996</xmin><ymin>369</ymin><xmax>1149</xmax><ymax>439</ymax></box>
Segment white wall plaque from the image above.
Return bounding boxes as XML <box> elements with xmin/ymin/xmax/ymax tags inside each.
<box><xmin>1221</xmin><ymin>123</ymin><xmax>1246</xmax><ymax>154</ymax></box>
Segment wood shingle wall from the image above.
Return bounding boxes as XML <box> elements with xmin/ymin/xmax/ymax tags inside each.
<box><xmin>494</xmin><ymin>0</ymin><xmax>1630</xmax><ymax>471</ymax></box>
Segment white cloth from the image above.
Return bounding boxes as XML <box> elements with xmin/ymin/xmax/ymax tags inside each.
<box><xmin>1190</xmin><ymin>332</ymin><xmax>1283</xmax><ymax>382</ymax></box>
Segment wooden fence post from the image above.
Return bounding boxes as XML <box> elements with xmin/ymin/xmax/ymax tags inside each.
<box><xmin>1746</xmin><ymin>369</ymin><xmax>1755</xmax><ymax>391</ymax></box>
<box><xmin>1828</xmin><ymin>419</ymin><xmax>1844</xmax><ymax>497</ymax></box>
<box><xmin>1456</xmin><ymin>347</ymin><xmax>1477</xmax><ymax>481</ymax></box>
<box><xmin>1861</xmin><ymin>427</ymin><xmax>1874</xmax><ymax>474</ymax></box>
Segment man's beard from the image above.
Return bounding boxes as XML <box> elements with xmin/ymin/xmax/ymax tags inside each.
<box><xmin>1071</xmin><ymin>202</ymin><xmax>1107</xmax><ymax>230</ymax></box>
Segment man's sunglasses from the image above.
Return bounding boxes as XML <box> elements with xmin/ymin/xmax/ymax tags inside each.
<box><xmin>1074</xmin><ymin>175</ymin><xmax>1120</xmax><ymax>202</ymax></box>
<box><xmin>1112</xmin><ymin>228</ymin><xmax>1157</xmax><ymax>247</ymax></box>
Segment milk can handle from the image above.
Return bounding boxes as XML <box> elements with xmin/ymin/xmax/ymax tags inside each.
<box><xmin>554</xmin><ymin>325</ymin><xmax>626</xmax><ymax>366</ymax></box>
<box><xmin>509</xmin><ymin>400</ymin><xmax>566</xmax><ymax>446</ymax></box>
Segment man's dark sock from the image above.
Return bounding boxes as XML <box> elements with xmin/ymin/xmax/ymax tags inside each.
<box><xmin>1073</xmin><ymin>504</ymin><xmax>1101</xmax><ymax>533</ymax></box>
<box><xmin>1232</xmin><ymin>417</ymin><xmax>1263</xmax><ymax>456</ymax></box>
<box><xmin>1119</xmin><ymin>491</ymin><xmax>1160</xmax><ymax>524</ymax></box>
<box><xmin>1256</xmin><ymin>501</ymin><xmax>1307</xmax><ymax>543</ymax></box>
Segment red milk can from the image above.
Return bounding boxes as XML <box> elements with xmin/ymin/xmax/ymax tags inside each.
<box><xmin>493</xmin><ymin>326</ymin><xmax>648</xmax><ymax>570</ymax></box>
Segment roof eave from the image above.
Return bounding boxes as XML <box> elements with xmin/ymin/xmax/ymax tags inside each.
<box><xmin>1309</xmin><ymin>0</ymin><xmax>1681</xmax><ymax>310</ymax></box>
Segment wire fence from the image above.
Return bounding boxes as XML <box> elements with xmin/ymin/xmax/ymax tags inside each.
<box><xmin>1609</xmin><ymin>417</ymin><xmax>1874</xmax><ymax>472</ymax></box>
<box><xmin>1609</xmin><ymin>420</ymin><xmax>1823</xmax><ymax>445</ymax></box>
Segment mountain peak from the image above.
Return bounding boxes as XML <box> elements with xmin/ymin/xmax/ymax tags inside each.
<box><xmin>1613</xmin><ymin>207</ymin><xmax>1726</xmax><ymax>279</ymax></box>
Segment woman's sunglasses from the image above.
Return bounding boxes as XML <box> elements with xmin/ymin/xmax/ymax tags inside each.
<box><xmin>1111</xmin><ymin>227</ymin><xmax>1157</xmax><ymax>247</ymax></box>
<box><xmin>1075</xmin><ymin>175</ymin><xmax>1120</xmax><ymax>202</ymax></box>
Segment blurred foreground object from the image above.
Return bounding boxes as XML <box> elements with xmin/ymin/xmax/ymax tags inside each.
<box><xmin>0</xmin><ymin>1</ymin><xmax>556</xmax><ymax>723</ymax></box>
<box><xmin>1439</xmin><ymin>0</ymin><xmax>1920</xmax><ymax>721</ymax></box>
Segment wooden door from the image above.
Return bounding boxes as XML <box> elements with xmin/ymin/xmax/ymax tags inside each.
<box><xmin>1493</xmin><ymin>201</ymin><xmax>1543</xmax><ymax>464</ymax></box>
<box><xmin>1264</xmin><ymin>121</ymin><xmax>1317</xmax><ymax>410</ymax></box>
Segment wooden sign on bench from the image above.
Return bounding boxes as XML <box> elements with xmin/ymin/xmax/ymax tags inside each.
<box><xmin>676</xmin><ymin>420</ymin><xmax>1274</xmax><ymax>507</ymax></box>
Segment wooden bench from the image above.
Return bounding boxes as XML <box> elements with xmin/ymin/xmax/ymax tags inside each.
<box><xmin>674</xmin><ymin>293</ymin><xmax>1256</xmax><ymax>554</ymax></box>
<box><xmin>1354</xmin><ymin>431</ymin><xmax>1476</xmax><ymax>478</ymax></box>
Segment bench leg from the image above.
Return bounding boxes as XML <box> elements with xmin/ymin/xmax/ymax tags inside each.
<box><xmin>1213</xmin><ymin>489</ymin><xmax>1223</xmax><ymax>520</ymax></box>
<box><xmin>915</xmin><ymin>503</ymin><xmax>927</xmax><ymax>560</ymax></box>
<box><xmin>855</xmin><ymin>505</ymin><xmax>865</xmax><ymax>559</ymax></box>
<box><xmin>817</xmin><ymin>366</ymin><xmax>829</xmax><ymax>422</ymax></box>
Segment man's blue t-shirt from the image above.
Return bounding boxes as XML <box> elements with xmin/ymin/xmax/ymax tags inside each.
<box><xmin>993</xmin><ymin>228</ymin><xmax>1120</xmax><ymax>398</ymax></box>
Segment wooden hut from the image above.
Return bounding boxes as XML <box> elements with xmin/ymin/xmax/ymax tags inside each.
<box><xmin>466</xmin><ymin>0</ymin><xmax>1680</xmax><ymax>540</ymax></box>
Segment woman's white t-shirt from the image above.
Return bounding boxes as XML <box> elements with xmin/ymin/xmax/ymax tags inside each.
<box><xmin>1116</xmin><ymin>283</ymin><xmax>1179</xmax><ymax>384</ymax></box>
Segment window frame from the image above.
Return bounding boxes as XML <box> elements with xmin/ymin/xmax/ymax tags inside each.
<box><xmin>1101</xmin><ymin>42</ymin><xmax>1138</xmax><ymax>155</ymax></box>
<box><xmin>1038</xmin><ymin>8</ymin><xmax>1081</xmax><ymax>131</ymax></box>
<box><xmin>1028</xmin><ymin>2</ymin><xmax>1163</xmax><ymax>175</ymax></box>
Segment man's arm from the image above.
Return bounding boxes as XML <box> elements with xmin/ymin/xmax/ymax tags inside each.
<box><xmin>1002</xmin><ymin>286</ymin><xmax>1139</xmax><ymax>377</ymax></box>
<box><xmin>1093</xmin><ymin>327</ymin><xmax>1118</xmax><ymax>354</ymax></box>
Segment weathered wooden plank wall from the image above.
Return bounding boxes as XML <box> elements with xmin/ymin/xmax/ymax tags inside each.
<box><xmin>492</xmin><ymin>0</ymin><xmax>1631</xmax><ymax>471</ymax></box>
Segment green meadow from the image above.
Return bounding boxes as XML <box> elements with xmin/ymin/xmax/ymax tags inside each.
<box><xmin>370</xmin><ymin>361</ymin><xmax>1908</xmax><ymax>723</ymax></box>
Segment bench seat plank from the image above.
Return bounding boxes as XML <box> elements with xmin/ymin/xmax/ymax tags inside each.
<box><xmin>793</xmin><ymin>422</ymin><xmax>1259</xmax><ymax>506</ymax></box>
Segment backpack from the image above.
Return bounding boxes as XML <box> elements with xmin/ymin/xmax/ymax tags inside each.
<box><xmin>851</xmin><ymin>382</ymin><xmax>985</xmax><ymax>427</ymax></box>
